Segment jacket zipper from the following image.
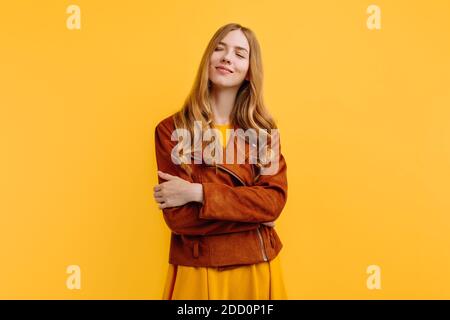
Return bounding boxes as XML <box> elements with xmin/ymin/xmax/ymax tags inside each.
<box><xmin>216</xmin><ymin>164</ymin><xmax>268</xmax><ymax>262</ymax></box>
<box><xmin>215</xmin><ymin>163</ymin><xmax>245</xmax><ymax>185</ymax></box>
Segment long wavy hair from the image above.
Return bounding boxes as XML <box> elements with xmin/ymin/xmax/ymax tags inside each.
<box><xmin>173</xmin><ymin>23</ymin><xmax>278</xmax><ymax>175</ymax></box>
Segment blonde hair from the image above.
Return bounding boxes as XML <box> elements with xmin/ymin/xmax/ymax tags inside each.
<box><xmin>173</xmin><ymin>23</ymin><xmax>278</xmax><ymax>175</ymax></box>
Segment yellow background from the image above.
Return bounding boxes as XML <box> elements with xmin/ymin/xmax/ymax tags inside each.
<box><xmin>1</xmin><ymin>0</ymin><xmax>449</xmax><ymax>299</ymax></box>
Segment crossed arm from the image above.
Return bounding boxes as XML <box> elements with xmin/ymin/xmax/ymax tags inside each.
<box><xmin>153</xmin><ymin>122</ymin><xmax>286</xmax><ymax>235</ymax></box>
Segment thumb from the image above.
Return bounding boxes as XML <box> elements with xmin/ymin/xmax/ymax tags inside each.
<box><xmin>158</xmin><ymin>170</ymin><xmax>177</xmax><ymax>181</ymax></box>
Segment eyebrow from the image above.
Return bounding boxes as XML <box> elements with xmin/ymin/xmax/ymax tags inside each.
<box><xmin>217</xmin><ymin>41</ymin><xmax>249</xmax><ymax>54</ymax></box>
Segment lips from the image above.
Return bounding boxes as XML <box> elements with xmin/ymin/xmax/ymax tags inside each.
<box><xmin>216</xmin><ymin>66</ymin><xmax>233</xmax><ymax>73</ymax></box>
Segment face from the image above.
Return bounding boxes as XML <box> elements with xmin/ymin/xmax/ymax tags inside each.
<box><xmin>208</xmin><ymin>29</ymin><xmax>250</xmax><ymax>89</ymax></box>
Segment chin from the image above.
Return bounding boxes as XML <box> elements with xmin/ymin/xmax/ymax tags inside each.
<box><xmin>210</xmin><ymin>79</ymin><xmax>241</xmax><ymax>89</ymax></box>
<box><xmin>210</xmin><ymin>80</ymin><xmax>229</xmax><ymax>88</ymax></box>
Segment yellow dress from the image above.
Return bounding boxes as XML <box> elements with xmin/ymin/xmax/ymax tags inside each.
<box><xmin>161</xmin><ymin>123</ymin><xmax>288</xmax><ymax>300</ymax></box>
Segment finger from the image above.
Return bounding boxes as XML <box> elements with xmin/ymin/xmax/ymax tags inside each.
<box><xmin>154</xmin><ymin>197</ymin><xmax>164</xmax><ymax>204</ymax></box>
<box><xmin>154</xmin><ymin>190</ymin><xmax>164</xmax><ymax>197</ymax></box>
<box><xmin>153</xmin><ymin>185</ymin><xmax>162</xmax><ymax>192</ymax></box>
<box><xmin>159</xmin><ymin>202</ymin><xmax>168</xmax><ymax>209</ymax></box>
<box><xmin>153</xmin><ymin>191</ymin><xmax>164</xmax><ymax>198</ymax></box>
<box><xmin>158</xmin><ymin>171</ymin><xmax>177</xmax><ymax>181</ymax></box>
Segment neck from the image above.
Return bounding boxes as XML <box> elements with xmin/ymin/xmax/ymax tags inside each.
<box><xmin>210</xmin><ymin>86</ymin><xmax>239</xmax><ymax>125</ymax></box>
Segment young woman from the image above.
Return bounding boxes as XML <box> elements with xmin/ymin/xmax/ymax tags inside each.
<box><xmin>153</xmin><ymin>23</ymin><xmax>288</xmax><ymax>299</ymax></box>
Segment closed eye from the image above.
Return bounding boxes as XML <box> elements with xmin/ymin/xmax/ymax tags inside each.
<box><xmin>215</xmin><ymin>47</ymin><xmax>246</xmax><ymax>59</ymax></box>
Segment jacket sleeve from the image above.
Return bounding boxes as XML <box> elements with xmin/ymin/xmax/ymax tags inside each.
<box><xmin>154</xmin><ymin>120</ymin><xmax>260</xmax><ymax>236</ymax></box>
<box><xmin>199</xmin><ymin>134</ymin><xmax>288</xmax><ymax>223</ymax></box>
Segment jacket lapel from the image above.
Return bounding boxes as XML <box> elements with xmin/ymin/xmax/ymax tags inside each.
<box><xmin>189</xmin><ymin>123</ymin><xmax>252</xmax><ymax>185</ymax></box>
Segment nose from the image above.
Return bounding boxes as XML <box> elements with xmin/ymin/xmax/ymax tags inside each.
<box><xmin>221</xmin><ymin>50</ymin><xmax>232</xmax><ymax>64</ymax></box>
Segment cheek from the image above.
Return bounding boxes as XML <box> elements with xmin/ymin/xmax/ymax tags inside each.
<box><xmin>235</xmin><ymin>61</ymin><xmax>250</xmax><ymax>77</ymax></box>
<box><xmin>210</xmin><ymin>52</ymin><xmax>221</xmax><ymax>65</ymax></box>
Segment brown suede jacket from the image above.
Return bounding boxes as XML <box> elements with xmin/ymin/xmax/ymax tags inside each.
<box><xmin>154</xmin><ymin>113</ymin><xmax>288</xmax><ymax>269</ymax></box>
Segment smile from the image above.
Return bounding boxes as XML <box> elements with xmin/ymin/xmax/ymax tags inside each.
<box><xmin>216</xmin><ymin>66</ymin><xmax>233</xmax><ymax>74</ymax></box>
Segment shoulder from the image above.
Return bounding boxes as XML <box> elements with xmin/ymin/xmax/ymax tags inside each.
<box><xmin>155</xmin><ymin>112</ymin><xmax>177</xmax><ymax>137</ymax></box>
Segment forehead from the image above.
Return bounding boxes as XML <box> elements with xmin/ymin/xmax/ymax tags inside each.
<box><xmin>219</xmin><ymin>29</ymin><xmax>250</xmax><ymax>51</ymax></box>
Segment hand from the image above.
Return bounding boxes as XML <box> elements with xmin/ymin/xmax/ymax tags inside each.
<box><xmin>262</xmin><ymin>221</ymin><xmax>276</xmax><ymax>227</ymax></box>
<box><xmin>153</xmin><ymin>171</ymin><xmax>203</xmax><ymax>209</ymax></box>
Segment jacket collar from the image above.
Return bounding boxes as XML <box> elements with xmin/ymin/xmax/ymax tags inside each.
<box><xmin>188</xmin><ymin>123</ymin><xmax>253</xmax><ymax>184</ymax></box>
